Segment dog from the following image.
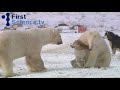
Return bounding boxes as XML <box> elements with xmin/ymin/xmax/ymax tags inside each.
<box><xmin>70</xmin><ymin>40</ymin><xmax>91</xmax><ymax>68</ymax></box>
<box><xmin>104</xmin><ymin>31</ymin><xmax>120</xmax><ymax>54</ymax></box>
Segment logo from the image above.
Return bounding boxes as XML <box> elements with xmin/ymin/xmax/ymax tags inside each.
<box><xmin>2</xmin><ymin>13</ymin><xmax>10</xmax><ymax>26</ymax></box>
<box><xmin>1</xmin><ymin>12</ymin><xmax>45</xmax><ymax>27</ymax></box>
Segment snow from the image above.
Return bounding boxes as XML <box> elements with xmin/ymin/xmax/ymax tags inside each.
<box><xmin>0</xmin><ymin>12</ymin><xmax>120</xmax><ymax>78</ymax></box>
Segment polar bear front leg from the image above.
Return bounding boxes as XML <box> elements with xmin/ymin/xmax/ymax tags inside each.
<box><xmin>84</xmin><ymin>50</ymin><xmax>98</xmax><ymax>68</ymax></box>
<box><xmin>0</xmin><ymin>57</ymin><xmax>13</xmax><ymax>77</ymax></box>
<box><xmin>26</xmin><ymin>53</ymin><xmax>46</xmax><ymax>72</ymax></box>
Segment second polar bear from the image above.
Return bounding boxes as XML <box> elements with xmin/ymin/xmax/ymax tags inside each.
<box><xmin>71</xmin><ymin>30</ymin><xmax>111</xmax><ymax>68</ymax></box>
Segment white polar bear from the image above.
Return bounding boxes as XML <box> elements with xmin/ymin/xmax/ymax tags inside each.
<box><xmin>77</xmin><ymin>30</ymin><xmax>111</xmax><ymax>68</ymax></box>
<box><xmin>0</xmin><ymin>28</ymin><xmax>63</xmax><ymax>77</ymax></box>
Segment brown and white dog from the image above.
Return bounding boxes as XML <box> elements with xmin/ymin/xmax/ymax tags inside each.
<box><xmin>70</xmin><ymin>40</ymin><xmax>91</xmax><ymax>68</ymax></box>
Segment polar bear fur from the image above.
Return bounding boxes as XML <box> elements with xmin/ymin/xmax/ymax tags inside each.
<box><xmin>70</xmin><ymin>40</ymin><xmax>90</xmax><ymax>68</ymax></box>
<box><xmin>72</xmin><ymin>30</ymin><xmax>111</xmax><ymax>68</ymax></box>
<box><xmin>0</xmin><ymin>28</ymin><xmax>63</xmax><ymax>77</ymax></box>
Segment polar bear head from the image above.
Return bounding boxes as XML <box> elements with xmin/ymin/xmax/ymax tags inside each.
<box><xmin>51</xmin><ymin>29</ymin><xmax>63</xmax><ymax>45</ymax></box>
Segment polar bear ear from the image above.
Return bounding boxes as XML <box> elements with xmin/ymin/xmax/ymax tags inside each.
<box><xmin>52</xmin><ymin>29</ymin><xmax>57</xmax><ymax>33</ymax></box>
<box><xmin>53</xmin><ymin>30</ymin><xmax>55</xmax><ymax>33</ymax></box>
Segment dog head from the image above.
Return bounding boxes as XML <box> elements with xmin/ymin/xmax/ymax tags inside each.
<box><xmin>70</xmin><ymin>40</ymin><xmax>89</xmax><ymax>50</ymax></box>
<box><xmin>104</xmin><ymin>31</ymin><xmax>115</xmax><ymax>41</ymax></box>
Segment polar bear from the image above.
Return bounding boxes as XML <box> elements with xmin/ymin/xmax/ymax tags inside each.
<box><xmin>72</xmin><ymin>30</ymin><xmax>111</xmax><ymax>68</ymax></box>
<box><xmin>0</xmin><ymin>28</ymin><xmax>63</xmax><ymax>77</ymax></box>
<box><xmin>70</xmin><ymin>40</ymin><xmax>90</xmax><ymax>68</ymax></box>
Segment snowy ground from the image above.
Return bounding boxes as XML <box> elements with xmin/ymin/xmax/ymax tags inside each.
<box><xmin>0</xmin><ymin>12</ymin><xmax>120</xmax><ymax>78</ymax></box>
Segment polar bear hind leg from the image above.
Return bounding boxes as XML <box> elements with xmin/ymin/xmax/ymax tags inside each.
<box><xmin>84</xmin><ymin>49</ymin><xmax>98</xmax><ymax>68</ymax></box>
<box><xmin>101</xmin><ymin>54</ymin><xmax>111</xmax><ymax>67</ymax></box>
<box><xmin>0</xmin><ymin>56</ymin><xmax>13</xmax><ymax>77</ymax></box>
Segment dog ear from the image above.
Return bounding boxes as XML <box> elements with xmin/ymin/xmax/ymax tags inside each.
<box><xmin>106</xmin><ymin>31</ymin><xmax>109</xmax><ymax>35</ymax></box>
<box><xmin>75</xmin><ymin>40</ymin><xmax>80</xmax><ymax>43</ymax></box>
<box><xmin>78</xmin><ymin>40</ymin><xmax>89</xmax><ymax>49</ymax></box>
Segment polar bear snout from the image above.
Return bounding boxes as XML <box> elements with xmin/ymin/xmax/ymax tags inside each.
<box><xmin>70</xmin><ymin>44</ymin><xmax>74</xmax><ymax>48</ymax></box>
<box><xmin>57</xmin><ymin>39</ymin><xmax>63</xmax><ymax>45</ymax></box>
